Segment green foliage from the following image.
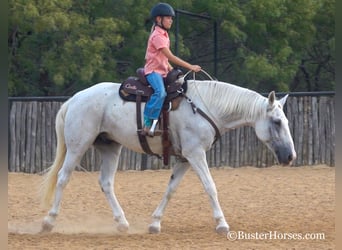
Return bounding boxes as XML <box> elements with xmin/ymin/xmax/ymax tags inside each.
<box><xmin>8</xmin><ymin>0</ymin><xmax>335</xmax><ymax>96</ymax></box>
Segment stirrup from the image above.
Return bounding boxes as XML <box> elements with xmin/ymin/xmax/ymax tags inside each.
<box><xmin>138</xmin><ymin>128</ymin><xmax>162</xmax><ymax>137</ymax></box>
<box><xmin>149</xmin><ymin>119</ymin><xmax>159</xmax><ymax>136</ymax></box>
<box><xmin>138</xmin><ymin>119</ymin><xmax>162</xmax><ymax>137</ymax></box>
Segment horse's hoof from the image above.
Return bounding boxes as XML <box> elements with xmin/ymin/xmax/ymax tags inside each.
<box><xmin>41</xmin><ymin>220</ymin><xmax>54</xmax><ymax>233</ymax></box>
<box><xmin>117</xmin><ymin>223</ymin><xmax>129</xmax><ymax>232</ymax></box>
<box><xmin>216</xmin><ymin>225</ymin><xmax>229</xmax><ymax>235</ymax></box>
<box><xmin>148</xmin><ymin>224</ymin><xmax>161</xmax><ymax>234</ymax></box>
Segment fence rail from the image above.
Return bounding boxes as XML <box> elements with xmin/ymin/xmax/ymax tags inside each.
<box><xmin>8</xmin><ymin>92</ymin><xmax>335</xmax><ymax>173</ymax></box>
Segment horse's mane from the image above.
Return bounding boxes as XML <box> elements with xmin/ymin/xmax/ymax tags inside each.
<box><xmin>187</xmin><ymin>80</ymin><xmax>268</xmax><ymax>121</ymax></box>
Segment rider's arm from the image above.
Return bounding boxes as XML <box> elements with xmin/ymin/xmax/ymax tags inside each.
<box><xmin>161</xmin><ymin>47</ymin><xmax>201</xmax><ymax>72</ymax></box>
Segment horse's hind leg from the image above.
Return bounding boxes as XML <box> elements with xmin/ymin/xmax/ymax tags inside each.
<box><xmin>42</xmin><ymin>150</ymin><xmax>85</xmax><ymax>232</ymax></box>
<box><xmin>149</xmin><ymin>160</ymin><xmax>190</xmax><ymax>234</ymax></box>
<box><xmin>96</xmin><ymin>142</ymin><xmax>129</xmax><ymax>232</ymax></box>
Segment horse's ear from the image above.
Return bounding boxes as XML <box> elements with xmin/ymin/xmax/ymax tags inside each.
<box><xmin>268</xmin><ymin>91</ymin><xmax>276</xmax><ymax>106</ymax></box>
<box><xmin>279</xmin><ymin>94</ymin><xmax>289</xmax><ymax>106</ymax></box>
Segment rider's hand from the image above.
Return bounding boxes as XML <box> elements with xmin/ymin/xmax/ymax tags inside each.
<box><xmin>190</xmin><ymin>65</ymin><xmax>201</xmax><ymax>72</ymax></box>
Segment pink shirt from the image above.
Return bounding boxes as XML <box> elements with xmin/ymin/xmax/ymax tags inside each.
<box><xmin>144</xmin><ymin>26</ymin><xmax>170</xmax><ymax>77</ymax></box>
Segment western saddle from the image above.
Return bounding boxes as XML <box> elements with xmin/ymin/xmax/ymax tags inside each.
<box><xmin>119</xmin><ymin>68</ymin><xmax>221</xmax><ymax>166</ymax></box>
<box><xmin>119</xmin><ymin>68</ymin><xmax>186</xmax><ymax>165</ymax></box>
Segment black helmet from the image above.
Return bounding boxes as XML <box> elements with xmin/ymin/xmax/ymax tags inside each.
<box><xmin>150</xmin><ymin>3</ymin><xmax>175</xmax><ymax>19</ymax></box>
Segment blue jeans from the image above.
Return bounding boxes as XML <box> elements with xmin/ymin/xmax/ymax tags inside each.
<box><xmin>144</xmin><ymin>72</ymin><xmax>166</xmax><ymax>121</ymax></box>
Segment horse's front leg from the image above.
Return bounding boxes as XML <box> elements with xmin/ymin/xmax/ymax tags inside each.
<box><xmin>149</xmin><ymin>161</ymin><xmax>190</xmax><ymax>234</ymax></box>
<box><xmin>186</xmin><ymin>149</ymin><xmax>229</xmax><ymax>234</ymax></box>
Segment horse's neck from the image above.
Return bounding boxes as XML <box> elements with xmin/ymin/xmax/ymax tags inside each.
<box><xmin>188</xmin><ymin>80</ymin><xmax>267</xmax><ymax>131</ymax></box>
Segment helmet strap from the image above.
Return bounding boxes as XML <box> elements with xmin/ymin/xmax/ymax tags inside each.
<box><xmin>155</xmin><ymin>17</ymin><xmax>169</xmax><ymax>31</ymax></box>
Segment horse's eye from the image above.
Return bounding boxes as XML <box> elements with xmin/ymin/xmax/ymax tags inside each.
<box><xmin>274</xmin><ymin>119</ymin><xmax>281</xmax><ymax>126</ymax></box>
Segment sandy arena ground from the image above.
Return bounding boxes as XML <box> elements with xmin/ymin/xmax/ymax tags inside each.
<box><xmin>8</xmin><ymin>165</ymin><xmax>335</xmax><ymax>249</ymax></box>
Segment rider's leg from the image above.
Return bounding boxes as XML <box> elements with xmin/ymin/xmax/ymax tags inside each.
<box><xmin>143</xmin><ymin>72</ymin><xmax>166</xmax><ymax>134</ymax></box>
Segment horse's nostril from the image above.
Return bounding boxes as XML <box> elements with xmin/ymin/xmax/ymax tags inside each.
<box><xmin>288</xmin><ymin>154</ymin><xmax>293</xmax><ymax>162</ymax></box>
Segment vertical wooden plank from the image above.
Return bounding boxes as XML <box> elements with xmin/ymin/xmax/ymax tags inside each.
<box><xmin>9</xmin><ymin>102</ymin><xmax>16</xmax><ymax>172</ymax></box>
<box><xmin>24</xmin><ymin>102</ymin><xmax>32</xmax><ymax>173</ymax></box>
<box><xmin>146</xmin><ymin>154</ymin><xmax>151</xmax><ymax>170</ymax></box>
<box><xmin>51</xmin><ymin>102</ymin><xmax>61</xmax><ymax>163</ymax></box>
<box><xmin>126</xmin><ymin>148</ymin><xmax>132</xmax><ymax>170</ymax></box>
<box><xmin>262</xmin><ymin>143</ymin><xmax>268</xmax><ymax>167</ymax></box>
<box><xmin>14</xmin><ymin>102</ymin><xmax>22</xmax><ymax>172</ymax></box>
<box><xmin>255</xmin><ymin>136</ymin><xmax>261</xmax><ymax>167</ymax></box>
<box><xmin>45</xmin><ymin>102</ymin><xmax>52</xmax><ymax>167</ymax></box>
<box><xmin>207</xmin><ymin>144</ymin><xmax>212</xmax><ymax>167</ymax></box>
<box><xmin>127</xmin><ymin>149</ymin><xmax>131</xmax><ymax>170</ymax></box>
<box><xmin>324</xmin><ymin>97</ymin><xmax>331</xmax><ymax>165</ymax></box>
<box><xmin>245</xmin><ymin>128</ymin><xmax>250</xmax><ymax>166</ymax></box>
<box><xmin>20</xmin><ymin>102</ymin><xmax>27</xmax><ymax>172</ymax></box>
<box><xmin>290</xmin><ymin>97</ymin><xmax>298</xmax><ymax>166</ymax></box>
<box><xmin>90</xmin><ymin>148</ymin><xmax>95</xmax><ymax>171</ymax></box>
<box><xmin>234</xmin><ymin>129</ymin><xmax>240</xmax><ymax>167</ymax></box>
<box><xmin>117</xmin><ymin>150</ymin><xmax>123</xmax><ymax>170</ymax></box>
<box><xmin>239</xmin><ymin>127</ymin><xmax>245</xmax><ymax>166</ymax></box>
<box><xmin>319</xmin><ymin>97</ymin><xmax>326</xmax><ymax>164</ymax></box>
<box><xmin>120</xmin><ymin>147</ymin><xmax>127</xmax><ymax>170</ymax></box>
<box><xmin>226</xmin><ymin>131</ymin><xmax>230</xmax><ymax>167</ymax></box>
<box><xmin>221</xmin><ymin>133</ymin><xmax>227</xmax><ymax>166</ymax></box>
<box><xmin>218</xmin><ymin>137</ymin><xmax>223</xmax><ymax>167</ymax></box>
<box><xmin>330</xmin><ymin>97</ymin><xmax>335</xmax><ymax>166</ymax></box>
<box><xmin>295</xmin><ymin>97</ymin><xmax>303</xmax><ymax>165</ymax></box>
<box><xmin>311</xmin><ymin>97</ymin><xmax>319</xmax><ymax>164</ymax></box>
<box><xmin>229</xmin><ymin>130</ymin><xmax>234</xmax><ymax>167</ymax></box>
<box><xmin>29</xmin><ymin>102</ymin><xmax>38</xmax><ymax>173</ymax></box>
<box><xmin>293</xmin><ymin>97</ymin><xmax>300</xmax><ymax>166</ymax></box>
<box><xmin>89</xmin><ymin>148</ymin><xmax>94</xmax><ymax>171</ymax></box>
<box><xmin>246</xmin><ymin>127</ymin><xmax>251</xmax><ymax>166</ymax></box>
<box><xmin>134</xmin><ymin>152</ymin><xmax>139</xmax><ymax>170</ymax></box>
<box><xmin>130</xmin><ymin>150</ymin><xmax>135</xmax><ymax>170</ymax></box>
<box><xmin>306</xmin><ymin>96</ymin><xmax>312</xmax><ymax>165</ymax></box>
<box><xmin>126</xmin><ymin>148</ymin><xmax>131</xmax><ymax>170</ymax></box>
<box><xmin>215</xmin><ymin>140</ymin><xmax>220</xmax><ymax>167</ymax></box>
<box><xmin>91</xmin><ymin>148</ymin><xmax>97</xmax><ymax>171</ymax></box>
<box><xmin>93</xmin><ymin>148</ymin><xmax>99</xmax><ymax>171</ymax></box>
<box><xmin>213</xmin><ymin>140</ymin><xmax>218</xmax><ymax>167</ymax></box>
<box><xmin>134</xmin><ymin>151</ymin><xmax>139</xmax><ymax>170</ymax></box>
<box><xmin>222</xmin><ymin>133</ymin><xmax>227</xmax><ymax>166</ymax></box>
<box><xmin>41</xmin><ymin>102</ymin><xmax>47</xmax><ymax>171</ymax></box>
<box><xmin>81</xmin><ymin>149</ymin><xmax>88</xmax><ymax>171</ymax></box>
<box><xmin>35</xmin><ymin>102</ymin><xmax>42</xmax><ymax>173</ymax></box>
<box><xmin>301</xmin><ymin>96</ymin><xmax>308</xmax><ymax>165</ymax></box>
<box><xmin>251</xmin><ymin>128</ymin><xmax>257</xmax><ymax>167</ymax></box>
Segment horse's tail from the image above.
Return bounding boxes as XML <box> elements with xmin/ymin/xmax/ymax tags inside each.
<box><xmin>40</xmin><ymin>100</ymin><xmax>70</xmax><ymax>208</ymax></box>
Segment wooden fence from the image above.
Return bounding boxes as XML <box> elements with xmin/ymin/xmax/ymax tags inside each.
<box><xmin>8</xmin><ymin>93</ymin><xmax>335</xmax><ymax>173</ymax></box>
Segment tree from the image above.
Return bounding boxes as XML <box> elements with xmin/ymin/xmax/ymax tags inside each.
<box><xmin>290</xmin><ymin>0</ymin><xmax>335</xmax><ymax>91</ymax></box>
<box><xmin>9</xmin><ymin>0</ymin><xmax>128</xmax><ymax>95</ymax></box>
<box><xmin>170</xmin><ymin>0</ymin><xmax>335</xmax><ymax>92</ymax></box>
<box><xmin>8</xmin><ymin>0</ymin><xmax>335</xmax><ymax>96</ymax></box>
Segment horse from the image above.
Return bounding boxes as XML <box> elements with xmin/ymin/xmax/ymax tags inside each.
<box><xmin>40</xmin><ymin>77</ymin><xmax>296</xmax><ymax>234</ymax></box>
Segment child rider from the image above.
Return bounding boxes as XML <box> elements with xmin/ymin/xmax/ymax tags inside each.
<box><xmin>142</xmin><ymin>2</ymin><xmax>201</xmax><ymax>136</ymax></box>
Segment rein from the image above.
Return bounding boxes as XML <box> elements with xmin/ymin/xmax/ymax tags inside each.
<box><xmin>178</xmin><ymin>88</ymin><xmax>221</xmax><ymax>144</ymax></box>
<box><xmin>180</xmin><ymin>69</ymin><xmax>221</xmax><ymax>144</ymax></box>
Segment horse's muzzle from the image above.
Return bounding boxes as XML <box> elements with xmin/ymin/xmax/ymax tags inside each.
<box><xmin>275</xmin><ymin>147</ymin><xmax>297</xmax><ymax>166</ymax></box>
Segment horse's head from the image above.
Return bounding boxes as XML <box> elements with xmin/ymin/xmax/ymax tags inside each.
<box><xmin>254</xmin><ymin>91</ymin><xmax>296</xmax><ymax>165</ymax></box>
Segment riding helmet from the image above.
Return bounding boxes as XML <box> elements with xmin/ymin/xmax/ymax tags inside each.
<box><xmin>150</xmin><ymin>3</ymin><xmax>175</xmax><ymax>19</ymax></box>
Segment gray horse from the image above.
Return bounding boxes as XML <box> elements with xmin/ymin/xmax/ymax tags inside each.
<box><xmin>40</xmin><ymin>79</ymin><xmax>296</xmax><ymax>234</ymax></box>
